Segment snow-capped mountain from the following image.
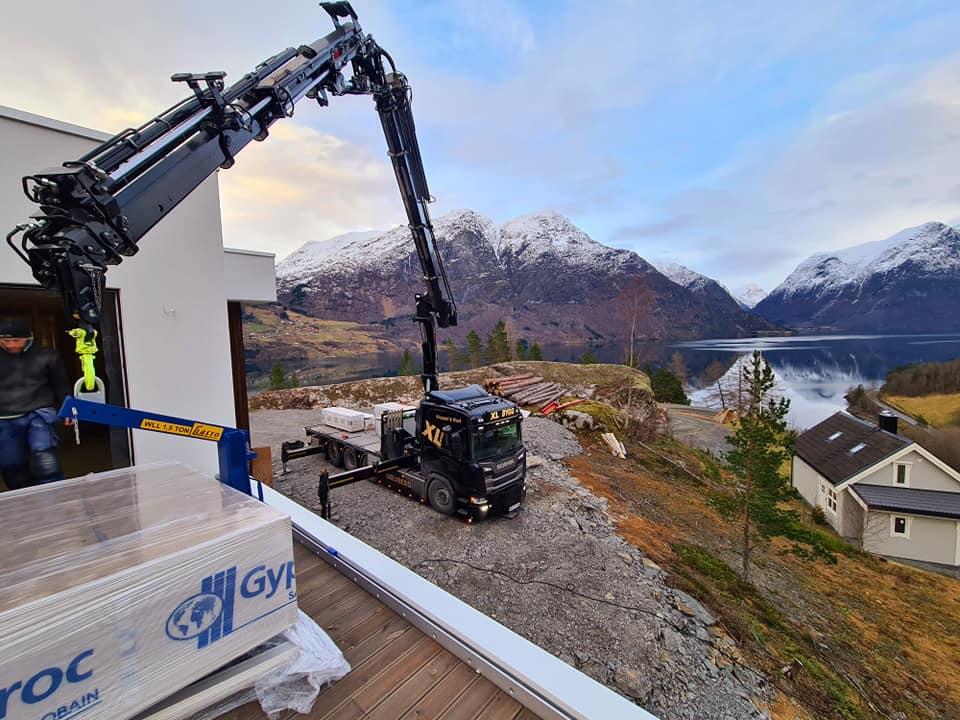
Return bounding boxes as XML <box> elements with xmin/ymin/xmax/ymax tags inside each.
<box><xmin>653</xmin><ymin>262</ymin><xmax>714</xmax><ymax>292</ymax></box>
<box><xmin>653</xmin><ymin>264</ymin><xmax>771</xmax><ymax>328</ymax></box>
<box><xmin>276</xmin><ymin>209</ymin><xmax>775</xmax><ymax>343</ymax></box>
<box><xmin>733</xmin><ymin>284</ymin><xmax>766</xmax><ymax>309</ymax></box>
<box><xmin>755</xmin><ymin>222</ymin><xmax>960</xmax><ymax>332</ymax></box>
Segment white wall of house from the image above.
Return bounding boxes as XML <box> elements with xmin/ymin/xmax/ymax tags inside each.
<box><xmin>853</xmin><ymin>449</ymin><xmax>959</xmax><ymax>492</ymax></box>
<box><xmin>793</xmin><ymin>455</ymin><xmax>820</xmax><ymax>507</ymax></box>
<box><xmin>223</xmin><ymin>248</ymin><xmax>277</xmax><ymax>304</ymax></box>
<box><xmin>861</xmin><ymin>511</ymin><xmax>959</xmax><ymax>567</ymax></box>
<box><xmin>0</xmin><ymin>106</ymin><xmax>272</xmax><ymax>476</ymax></box>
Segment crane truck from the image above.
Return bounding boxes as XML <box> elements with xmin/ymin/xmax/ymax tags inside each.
<box><xmin>5</xmin><ymin>1</ymin><xmax>526</xmax><ymax>520</ymax></box>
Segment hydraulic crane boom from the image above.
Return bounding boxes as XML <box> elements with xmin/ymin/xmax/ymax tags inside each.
<box><xmin>6</xmin><ymin>1</ymin><xmax>456</xmax><ymax>394</ymax></box>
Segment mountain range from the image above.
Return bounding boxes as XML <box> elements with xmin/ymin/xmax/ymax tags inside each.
<box><xmin>276</xmin><ymin>209</ymin><xmax>774</xmax><ymax>346</ymax></box>
<box><xmin>755</xmin><ymin>222</ymin><xmax>960</xmax><ymax>333</ymax></box>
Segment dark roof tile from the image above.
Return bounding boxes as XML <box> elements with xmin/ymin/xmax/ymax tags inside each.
<box><xmin>795</xmin><ymin>412</ymin><xmax>910</xmax><ymax>486</ymax></box>
<box><xmin>851</xmin><ymin>484</ymin><xmax>960</xmax><ymax>520</ymax></box>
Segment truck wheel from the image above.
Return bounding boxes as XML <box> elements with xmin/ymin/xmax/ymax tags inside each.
<box><xmin>427</xmin><ymin>476</ymin><xmax>456</xmax><ymax>515</ymax></box>
<box><xmin>327</xmin><ymin>442</ymin><xmax>345</xmax><ymax>468</ymax></box>
<box><xmin>343</xmin><ymin>447</ymin><xmax>358</xmax><ymax>470</ymax></box>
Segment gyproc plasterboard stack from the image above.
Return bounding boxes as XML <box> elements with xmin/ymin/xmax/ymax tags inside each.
<box><xmin>0</xmin><ymin>463</ymin><xmax>298</xmax><ymax>720</ymax></box>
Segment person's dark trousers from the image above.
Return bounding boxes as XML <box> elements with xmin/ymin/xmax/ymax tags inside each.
<box><xmin>0</xmin><ymin>407</ymin><xmax>64</xmax><ymax>489</ymax></box>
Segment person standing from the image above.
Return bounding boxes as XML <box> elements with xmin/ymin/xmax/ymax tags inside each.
<box><xmin>0</xmin><ymin>318</ymin><xmax>72</xmax><ymax>490</ymax></box>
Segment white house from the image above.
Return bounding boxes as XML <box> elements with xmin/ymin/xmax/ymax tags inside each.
<box><xmin>0</xmin><ymin>105</ymin><xmax>276</xmax><ymax>478</ymax></box>
<box><xmin>793</xmin><ymin>410</ymin><xmax>960</xmax><ymax>574</ymax></box>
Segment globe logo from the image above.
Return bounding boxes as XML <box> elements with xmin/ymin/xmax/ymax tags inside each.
<box><xmin>165</xmin><ymin>593</ymin><xmax>223</xmax><ymax>641</ymax></box>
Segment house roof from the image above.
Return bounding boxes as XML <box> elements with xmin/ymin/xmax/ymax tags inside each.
<box><xmin>851</xmin><ymin>484</ymin><xmax>960</xmax><ymax>521</ymax></box>
<box><xmin>795</xmin><ymin>412</ymin><xmax>910</xmax><ymax>486</ymax></box>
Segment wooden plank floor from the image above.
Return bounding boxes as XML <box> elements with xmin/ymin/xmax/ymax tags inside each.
<box><xmin>221</xmin><ymin>542</ymin><xmax>532</xmax><ymax>720</ymax></box>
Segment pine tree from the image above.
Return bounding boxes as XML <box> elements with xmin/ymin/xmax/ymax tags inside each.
<box><xmin>580</xmin><ymin>349</ymin><xmax>598</xmax><ymax>365</ymax></box>
<box><xmin>718</xmin><ymin>351</ymin><xmax>794</xmax><ymax>580</ymax></box>
<box><xmin>443</xmin><ymin>339</ymin><xmax>462</xmax><ymax>371</ymax></box>
<box><xmin>529</xmin><ymin>343</ymin><xmax>543</xmax><ymax>361</ymax></box>
<box><xmin>466</xmin><ymin>330</ymin><xmax>483</xmax><ymax>369</ymax></box>
<box><xmin>269</xmin><ymin>362</ymin><xmax>289</xmax><ymax>390</ymax></box>
<box><xmin>486</xmin><ymin>320</ymin><xmax>511</xmax><ymax>364</ymax></box>
<box><xmin>398</xmin><ymin>349</ymin><xmax>417</xmax><ymax>376</ymax></box>
<box><xmin>515</xmin><ymin>338</ymin><xmax>529</xmax><ymax>361</ymax></box>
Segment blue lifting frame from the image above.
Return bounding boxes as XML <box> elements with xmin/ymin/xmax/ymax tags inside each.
<box><xmin>58</xmin><ymin>398</ymin><xmax>259</xmax><ymax>498</ymax></box>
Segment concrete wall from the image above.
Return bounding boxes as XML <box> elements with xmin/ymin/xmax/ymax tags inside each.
<box><xmin>862</xmin><ymin>512</ymin><xmax>959</xmax><ymax>567</ymax></box>
<box><xmin>854</xmin><ymin>448</ymin><xmax>960</xmax><ymax>492</ymax></box>
<box><xmin>0</xmin><ymin>107</ymin><xmax>237</xmax><ymax>476</ymax></box>
<box><xmin>224</xmin><ymin>248</ymin><xmax>277</xmax><ymax>303</ymax></box>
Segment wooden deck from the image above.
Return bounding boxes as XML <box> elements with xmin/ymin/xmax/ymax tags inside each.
<box><xmin>224</xmin><ymin>542</ymin><xmax>535</xmax><ymax>720</ymax></box>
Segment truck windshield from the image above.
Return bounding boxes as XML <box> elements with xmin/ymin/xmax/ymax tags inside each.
<box><xmin>474</xmin><ymin>421</ymin><xmax>522</xmax><ymax>460</ymax></box>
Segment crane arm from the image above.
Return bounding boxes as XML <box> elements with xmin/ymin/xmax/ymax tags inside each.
<box><xmin>7</xmin><ymin>2</ymin><xmax>456</xmax><ymax>394</ymax></box>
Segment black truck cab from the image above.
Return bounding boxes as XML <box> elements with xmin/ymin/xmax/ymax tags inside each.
<box><xmin>417</xmin><ymin>385</ymin><xmax>525</xmax><ymax>519</ymax></box>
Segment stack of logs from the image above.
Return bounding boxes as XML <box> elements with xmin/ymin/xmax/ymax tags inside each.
<box><xmin>484</xmin><ymin>373</ymin><xmax>567</xmax><ymax>408</ymax></box>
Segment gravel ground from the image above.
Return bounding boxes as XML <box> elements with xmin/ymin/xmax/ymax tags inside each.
<box><xmin>251</xmin><ymin>410</ymin><xmax>770</xmax><ymax>720</ymax></box>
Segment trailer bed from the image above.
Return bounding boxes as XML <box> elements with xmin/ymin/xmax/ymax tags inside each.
<box><xmin>305</xmin><ymin>423</ymin><xmax>383</xmax><ymax>457</ymax></box>
<box><xmin>222</xmin><ymin>541</ymin><xmax>533</xmax><ymax>720</ymax></box>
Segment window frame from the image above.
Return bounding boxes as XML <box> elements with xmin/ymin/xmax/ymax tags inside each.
<box><xmin>893</xmin><ymin>462</ymin><xmax>911</xmax><ymax>487</ymax></box>
<box><xmin>825</xmin><ymin>486</ymin><xmax>838</xmax><ymax>515</ymax></box>
<box><xmin>890</xmin><ymin>515</ymin><xmax>911</xmax><ymax>538</ymax></box>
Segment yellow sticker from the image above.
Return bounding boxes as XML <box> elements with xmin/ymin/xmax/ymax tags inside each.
<box><xmin>140</xmin><ymin>419</ymin><xmax>192</xmax><ymax>436</ymax></box>
<box><xmin>190</xmin><ymin>423</ymin><xmax>225</xmax><ymax>441</ymax></box>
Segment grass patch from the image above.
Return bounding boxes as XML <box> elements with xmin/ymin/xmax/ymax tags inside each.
<box><xmin>881</xmin><ymin>393</ymin><xmax>960</xmax><ymax>428</ymax></box>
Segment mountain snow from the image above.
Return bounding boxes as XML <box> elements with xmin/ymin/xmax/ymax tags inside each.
<box><xmin>653</xmin><ymin>262</ymin><xmax>714</xmax><ymax>292</ymax></box>
<box><xmin>278</xmin><ymin>209</ymin><xmax>637</xmax><ymax>285</ymax></box>
<box><xmin>733</xmin><ymin>284</ymin><xmax>766</xmax><ymax>309</ymax></box>
<box><xmin>769</xmin><ymin>222</ymin><xmax>960</xmax><ymax>299</ymax></box>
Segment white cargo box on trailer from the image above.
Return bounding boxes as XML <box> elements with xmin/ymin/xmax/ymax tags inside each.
<box><xmin>373</xmin><ymin>402</ymin><xmax>416</xmax><ymax>420</ymax></box>
<box><xmin>320</xmin><ymin>407</ymin><xmax>368</xmax><ymax>432</ymax></box>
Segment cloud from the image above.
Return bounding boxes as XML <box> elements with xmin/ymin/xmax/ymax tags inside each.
<box><xmin>218</xmin><ymin>124</ymin><xmax>403</xmax><ymax>258</ymax></box>
<box><xmin>625</xmin><ymin>52</ymin><xmax>960</xmax><ymax>289</ymax></box>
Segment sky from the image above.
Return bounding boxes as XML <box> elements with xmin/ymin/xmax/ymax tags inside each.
<box><xmin>3</xmin><ymin>1</ymin><xmax>960</xmax><ymax>292</ymax></box>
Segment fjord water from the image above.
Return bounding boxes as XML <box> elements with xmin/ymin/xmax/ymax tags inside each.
<box><xmin>676</xmin><ymin>334</ymin><xmax>960</xmax><ymax>429</ymax></box>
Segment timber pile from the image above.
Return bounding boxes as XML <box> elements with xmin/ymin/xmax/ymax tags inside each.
<box><xmin>484</xmin><ymin>373</ymin><xmax>568</xmax><ymax>409</ymax></box>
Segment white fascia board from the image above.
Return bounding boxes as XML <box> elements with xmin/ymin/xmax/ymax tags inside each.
<box><xmin>0</xmin><ymin>105</ymin><xmax>111</xmax><ymax>141</ymax></box>
<box><xmin>260</xmin><ymin>484</ymin><xmax>656</xmax><ymax>720</ymax></box>
<box><xmin>836</xmin><ymin>444</ymin><xmax>915</xmax><ymax>491</ymax></box>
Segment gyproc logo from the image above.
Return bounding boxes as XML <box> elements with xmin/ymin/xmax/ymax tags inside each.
<box><xmin>0</xmin><ymin>650</ymin><xmax>96</xmax><ymax>720</ymax></box>
<box><xmin>165</xmin><ymin>562</ymin><xmax>296</xmax><ymax>649</ymax></box>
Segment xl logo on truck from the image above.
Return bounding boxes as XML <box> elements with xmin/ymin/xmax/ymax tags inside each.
<box><xmin>0</xmin><ymin>650</ymin><xmax>97</xmax><ymax>720</ymax></box>
<box><xmin>166</xmin><ymin>562</ymin><xmax>296</xmax><ymax>649</ymax></box>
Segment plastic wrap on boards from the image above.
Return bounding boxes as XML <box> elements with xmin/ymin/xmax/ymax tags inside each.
<box><xmin>0</xmin><ymin>462</ymin><xmax>299</xmax><ymax>720</ymax></box>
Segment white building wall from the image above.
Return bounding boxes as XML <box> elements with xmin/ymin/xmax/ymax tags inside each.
<box><xmin>853</xmin><ymin>449</ymin><xmax>960</xmax><ymax>493</ymax></box>
<box><xmin>224</xmin><ymin>248</ymin><xmax>277</xmax><ymax>303</ymax></box>
<box><xmin>792</xmin><ymin>456</ymin><xmax>820</xmax><ymax>507</ymax></box>
<box><xmin>0</xmin><ymin>107</ymin><xmax>237</xmax><ymax>476</ymax></box>
<box><xmin>862</xmin><ymin>512</ymin><xmax>959</xmax><ymax>567</ymax></box>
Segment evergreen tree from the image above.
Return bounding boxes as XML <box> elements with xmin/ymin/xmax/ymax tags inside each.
<box><xmin>515</xmin><ymin>338</ymin><xmax>529</xmax><ymax>361</ymax></box>
<box><xmin>466</xmin><ymin>330</ymin><xmax>484</xmax><ymax>368</ymax></box>
<box><xmin>486</xmin><ymin>320</ymin><xmax>512</xmax><ymax>364</ymax></box>
<box><xmin>529</xmin><ymin>343</ymin><xmax>543</xmax><ymax>361</ymax></box>
<box><xmin>580</xmin><ymin>349</ymin><xmax>598</xmax><ymax>365</ymax></box>
<box><xmin>443</xmin><ymin>339</ymin><xmax>462</xmax><ymax>371</ymax></box>
<box><xmin>717</xmin><ymin>351</ymin><xmax>794</xmax><ymax>580</ymax></box>
<box><xmin>269</xmin><ymin>362</ymin><xmax>289</xmax><ymax>390</ymax></box>
<box><xmin>398</xmin><ymin>349</ymin><xmax>417</xmax><ymax>376</ymax></box>
<box><xmin>647</xmin><ymin>367</ymin><xmax>689</xmax><ymax>404</ymax></box>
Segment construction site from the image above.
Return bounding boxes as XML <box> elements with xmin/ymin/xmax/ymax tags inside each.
<box><xmin>3</xmin><ymin>4</ymin><xmax>959</xmax><ymax>720</ymax></box>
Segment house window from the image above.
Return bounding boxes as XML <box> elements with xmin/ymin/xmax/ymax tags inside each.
<box><xmin>825</xmin><ymin>487</ymin><xmax>838</xmax><ymax>514</ymax></box>
<box><xmin>891</xmin><ymin>516</ymin><xmax>910</xmax><ymax>538</ymax></box>
<box><xmin>894</xmin><ymin>463</ymin><xmax>910</xmax><ymax>486</ymax></box>
<box><xmin>849</xmin><ymin>443</ymin><xmax>866</xmax><ymax>454</ymax></box>
<box><xmin>827</xmin><ymin>431</ymin><xmax>843</xmax><ymax>442</ymax></box>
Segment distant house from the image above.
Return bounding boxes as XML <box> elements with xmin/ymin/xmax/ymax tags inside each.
<box><xmin>793</xmin><ymin>411</ymin><xmax>960</xmax><ymax>574</ymax></box>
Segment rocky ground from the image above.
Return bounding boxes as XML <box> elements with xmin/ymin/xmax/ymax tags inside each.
<box><xmin>251</xmin><ymin>410</ymin><xmax>771</xmax><ymax>720</ymax></box>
